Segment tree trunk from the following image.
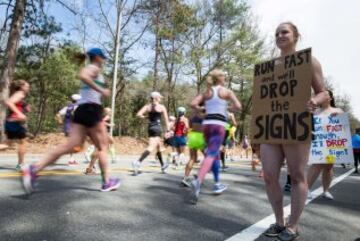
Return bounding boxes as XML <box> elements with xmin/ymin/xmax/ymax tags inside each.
<box><xmin>0</xmin><ymin>0</ymin><xmax>27</xmax><ymax>141</ymax></box>
<box><xmin>152</xmin><ymin>1</ymin><xmax>161</xmax><ymax>90</ymax></box>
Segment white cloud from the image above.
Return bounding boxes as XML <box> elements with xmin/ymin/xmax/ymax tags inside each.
<box><xmin>249</xmin><ymin>0</ymin><xmax>360</xmax><ymax>119</ymax></box>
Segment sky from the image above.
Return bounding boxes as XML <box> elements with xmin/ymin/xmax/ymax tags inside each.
<box><xmin>2</xmin><ymin>0</ymin><xmax>359</xmax><ymax>118</ymax></box>
<box><xmin>248</xmin><ymin>0</ymin><xmax>360</xmax><ymax>118</ymax></box>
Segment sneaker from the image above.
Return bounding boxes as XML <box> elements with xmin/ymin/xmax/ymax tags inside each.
<box><xmin>284</xmin><ymin>183</ymin><xmax>291</xmax><ymax>193</ymax></box>
<box><xmin>258</xmin><ymin>170</ymin><xmax>264</xmax><ymax>178</ymax></box>
<box><xmin>68</xmin><ymin>160</ymin><xmax>79</xmax><ymax>166</ymax></box>
<box><xmin>263</xmin><ymin>223</ymin><xmax>286</xmax><ymax>237</ymax></box>
<box><xmin>101</xmin><ymin>178</ymin><xmax>121</xmax><ymax>192</ymax></box>
<box><xmin>307</xmin><ymin>191</ymin><xmax>313</xmax><ymax>199</ymax></box>
<box><xmin>212</xmin><ymin>183</ymin><xmax>227</xmax><ymax>194</ymax></box>
<box><xmin>15</xmin><ymin>164</ymin><xmax>23</xmax><ymax>172</ymax></box>
<box><xmin>132</xmin><ymin>160</ymin><xmax>140</xmax><ymax>176</ymax></box>
<box><xmin>277</xmin><ymin>228</ymin><xmax>299</xmax><ymax>241</ymax></box>
<box><xmin>161</xmin><ymin>163</ymin><xmax>169</xmax><ymax>173</ymax></box>
<box><xmin>84</xmin><ymin>167</ymin><xmax>96</xmax><ymax>175</ymax></box>
<box><xmin>341</xmin><ymin>163</ymin><xmax>346</xmax><ymax>169</ymax></box>
<box><xmin>181</xmin><ymin>176</ymin><xmax>192</xmax><ymax>187</ymax></box>
<box><xmin>190</xmin><ymin>178</ymin><xmax>201</xmax><ymax>204</ymax></box>
<box><xmin>21</xmin><ymin>164</ymin><xmax>38</xmax><ymax>194</ymax></box>
<box><xmin>354</xmin><ymin>169</ymin><xmax>359</xmax><ymax>174</ymax></box>
<box><xmin>322</xmin><ymin>191</ymin><xmax>334</xmax><ymax>200</ymax></box>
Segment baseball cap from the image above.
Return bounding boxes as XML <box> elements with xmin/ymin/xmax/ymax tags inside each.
<box><xmin>71</xmin><ymin>94</ymin><xmax>81</xmax><ymax>101</ymax></box>
<box><xmin>87</xmin><ymin>48</ymin><xmax>107</xmax><ymax>59</ymax></box>
<box><xmin>150</xmin><ymin>91</ymin><xmax>163</xmax><ymax>99</ymax></box>
<box><xmin>177</xmin><ymin>106</ymin><xmax>186</xmax><ymax>113</ymax></box>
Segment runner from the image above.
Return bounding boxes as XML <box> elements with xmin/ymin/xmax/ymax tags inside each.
<box><xmin>352</xmin><ymin>128</ymin><xmax>360</xmax><ymax>174</ymax></box>
<box><xmin>225</xmin><ymin>124</ymin><xmax>237</xmax><ymax>162</ymax></box>
<box><xmin>56</xmin><ymin>93</ymin><xmax>81</xmax><ymax>165</ymax></box>
<box><xmin>182</xmin><ymin>107</ymin><xmax>206</xmax><ymax>187</ymax></box>
<box><xmin>220</xmin><ymin>112</ymin><xmax>237</xmax><ymax>170</ymax></box>
<box><xmin>21</xmin><ymin>48</ymin><xmax>120</xmax><ymax>193</ymax></box>
<box><xmin>132</xmin><ymin>91</ymin><xmax>170</xmax><ymax>175</ymax></box>
<box><xmin>261</xmin><ymin>22</ymin><xmax>329</xmax><ymax>240</ymax></box>
<box><xmin>103</xmin><ymin>107</ymin><xmax>117</xmax><ymax>163</ymax></box>
<box><xmin>190</xmin><ymin>69</ymin><xmax>242</xmax><ymax>204</ymax></box>
<box><xmin>250</xmin><ymin>143</ymin><xmax>263</xmax><ymax>177</ymax></box>
<box><xmin>241</xmin><ymin>134</ymin><xmax>250</xmax><ymax>159</ymax></box>
<box><xmin>84</xmin><ymin>107</ymin><xmax>116</xmax><ymax>175</ymax></box>
<box><xmin>164</xmin><ymin>116</ymin><xmax>177</xmax><ymax>164</ymax></box>
<box><xmin>182</xmin><ymin>102</ymin><xmax>226</xmax><ymax>194</ymax></box>
<box><xmin>0</xmin><ymin>80</ymin><xmax>30</xmax><ymax>171</ymax></box>
<box><xmin>173</xmin><ymin>107</ymin><xmax>189</xmax><ymax>167</ymax></box>
<box><xmin>307</xmin><ymin>90</ymin><xmax>344</xmax><ymax>200</ymax></box>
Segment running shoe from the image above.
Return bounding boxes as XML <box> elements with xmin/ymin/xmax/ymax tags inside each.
<box><xmin>190</xmin><ymin>178</ymin><xmax>201</xmax><ymax>204</ymax></box>
<box><xmin>354</xmin><ymin>169</ymin><xmax>359</xmax><ymax>174</ymax></box>
<box><xmin>307</xmin><ymin>191</ymin><xmax>313</xmax><ymax>199</ymax></box>
<box><xmin>15</xmin><ymin>164</ymin><xmax>23</xmax><ymax>172</ymax></box>
<box><xmin>161</xmin><ymin>163</ymin><xmax>169</xmax><ymax>173</ymax></box>
<box><xmin>68</xmin><ymin>160</ymin><xmax>79</xmax><ymax>166</ymax></box>
<box><xmin>258</xmin><ymin>170</ymin><xmax>264</xmax><ymax>178</ymax></box>
<box><xmin>277</xmin><ymin>228</ymin><xmax>299</xmax><ymax>241</ymax></box>
<box><xmin>21</xmin><ymin>164</ymin><xmax>38</xmax><ymax>194</ymax></box>
<box><xmin>101</xmin><ymin>178</ymin><xmax>121</xmax><ymax>192</ymax></box>
<box><xmin>212</xmin><ymin>183</ymin><xmax>227</xmax><ymax>194</ymax></box>
<box><xmin>263</xmin><ymin>223</ymin><xmax>286</xmax><ymax>237</ymax></box>
<box><xmin>84</xmin><ymin>167</ymin><xmax>97</xmax><ymax>175</ymax></box>
<box><xmin>181</xmin><ymin>176</ymin><xmax>192</xmax><ymax>187</ymax></box>
<box><xmin>322</xmin><ymin>191</ymin><xmax>334</xmax><ymax>200</ymax></box>
<box><xmin>132</xmin><ymin>160</ymin><xmax>140</xmax><ymax>176</ymax></box>
<box><xmin>284</xmin><ymin>183</ymin><xmax>291</xmax><ymax>193</ymax></box>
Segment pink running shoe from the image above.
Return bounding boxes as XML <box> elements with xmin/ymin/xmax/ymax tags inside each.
<box><xmin>101</xmin><ymin>178</ymin><xmax>121</xmax><ymax>192</ymax></box>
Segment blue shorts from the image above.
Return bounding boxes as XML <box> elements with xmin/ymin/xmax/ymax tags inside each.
<box><xmin>174</xmin><ymin>136</ymin><xmax>187</xmax><ymax>147</ymax></box>
<box><xmin>5</xmin><ymin>121</ymin><xmax>27</xmax><ymax>140</ymax></box>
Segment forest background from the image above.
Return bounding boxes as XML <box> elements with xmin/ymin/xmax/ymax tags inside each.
<box><xmin>0</xmin><ymin>0</ymin><xmax>358</xmax><ymax>143</ymax></box>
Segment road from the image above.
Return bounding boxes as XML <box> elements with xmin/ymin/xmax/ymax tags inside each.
<box><xmin>0</xmin><ymin>154</ymin><xmax>359</xmax><ymax>241</ymax></box>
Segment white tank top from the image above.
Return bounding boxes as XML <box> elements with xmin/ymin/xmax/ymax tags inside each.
<box><xmin>78</xmin><ymin>64</ymin><xmax>105</xmax><ymax>105</ymax></box>
<box><xmin>203</xmin><ymin>86</ymin><xmax>228</xmax><ymax>126</ymax></box>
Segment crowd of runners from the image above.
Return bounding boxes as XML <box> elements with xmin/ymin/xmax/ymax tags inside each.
<box><xmin>1</xmin><ymin>22</ymin><xmax>360</xmax><ymax>241</ymax></box>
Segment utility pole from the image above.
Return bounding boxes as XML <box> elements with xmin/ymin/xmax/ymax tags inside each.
<box><xmin>110</xmin><ymin>0</ymin><xmax>124</xmax><ymax>136</ymax></box>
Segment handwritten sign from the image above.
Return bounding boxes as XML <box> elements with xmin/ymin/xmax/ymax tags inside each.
<box><xmin>309</xmin><ymin>113</ymin><xmax>354</xmax><ymax>164</ymax></box>
<box><xmin>251</xmin><ymin>48</ymin><xmax>312</xmax><ymax>144</ymax></box>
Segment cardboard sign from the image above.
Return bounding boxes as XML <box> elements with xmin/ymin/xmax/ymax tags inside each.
<box><xmin>251</xmin><ymin>48</ymin><xmax>312</xmax><ymax>144</ymax></box>
<box><xmin>309</xmin><ymin>113</ymin><xmax>354</xmax><ymax>164</ymax></box>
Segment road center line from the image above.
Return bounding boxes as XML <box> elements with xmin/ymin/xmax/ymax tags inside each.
<box><xmin>225</xmin><ymin>168</ymin><xmax>355</xmax><ymax>241</ymax></box>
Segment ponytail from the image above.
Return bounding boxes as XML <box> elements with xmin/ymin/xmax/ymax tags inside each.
<box><xmin>10</xmin><ymin>79</ymin><xmax>27</xmax><ymax>95</ymax></box>
<box><xmin>209</xmin><ymin>69</ymin><xmax>226</xmax><ymax>86</ymax></box>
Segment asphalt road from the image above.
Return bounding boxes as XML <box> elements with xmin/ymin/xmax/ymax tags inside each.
<box><xmin>0</xmin><ymin>154</ymin><xmax>359</xmax><ymax>241</ymax></box>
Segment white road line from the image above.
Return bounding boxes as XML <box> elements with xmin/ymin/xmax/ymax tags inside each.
<box><xmin>225</xmin><ymin>168</ymin><xmax>355</xmax><ymax>241</ymax></box>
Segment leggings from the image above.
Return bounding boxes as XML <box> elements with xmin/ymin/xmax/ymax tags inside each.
<box><xmin>354</xmin><ymin>150</ymin><xmax>360</xmax><ymax>171</ymax></box>
<box><xmin>198</xmin><ymin>124</ymin><xmax>225</xmax><ymax>183</ymax></box>
<box><xmin>212</xmin><ymin>159</ymin><xmax>220</xmax><ymax>183</ymax></box>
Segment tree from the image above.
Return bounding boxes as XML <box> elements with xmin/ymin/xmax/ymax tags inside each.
<box><xmin>223</xmin><ymin>21</ymin><xmax>265</xmax><ymax>139</ymax></box>
<box><xmin>158</xmin><ymin>0</ymin><xmax>196</xmax><ymax>111</ymax></box>
<box><xmin>0</xmin><ymin>0</ymin><xmax>27</xmax><ymax>140</ymax></box>
<box><xmin>15</xmin><ymin>45</ymin><xmax>80</xmax><ymax>135</ymax></box>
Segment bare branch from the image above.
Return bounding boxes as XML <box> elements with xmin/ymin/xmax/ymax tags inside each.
<box><xmin>54</xmin><ymin>0</ymin><xmax>77</xmax><ymax>15</ymax></box>
<box><xmin>98</xmin><ymin>0</ymin><xmax>116</xmax><ymax>40</ymax></box>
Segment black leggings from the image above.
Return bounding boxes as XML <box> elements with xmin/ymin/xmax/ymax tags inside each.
<box><xmin>354</xmin><ymin>150</ymin><xmax>360</xmax><ymax>171</ymax></box>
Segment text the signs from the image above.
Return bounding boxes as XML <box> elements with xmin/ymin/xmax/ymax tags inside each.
<box><xmin>251</xmin><ymin>48</ymin><xmax>312</xmax><ymax>144</ymax></box>
<box><xmin>309</xmin><ymin>113</ymin><xmax>354</xmax><ymax>164</ymax></box>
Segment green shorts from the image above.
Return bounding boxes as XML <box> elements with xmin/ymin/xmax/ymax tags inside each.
<box><xmin>187</xmin><ymin>131</ymin><xmax>206</xmax><ymax>150</ymax></box>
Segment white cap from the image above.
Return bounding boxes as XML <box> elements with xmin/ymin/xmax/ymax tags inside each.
<box><xmin>150</xmin><ymin>91</ymin><xmax>163</xmax><ymax>99</ymax></box>
<box><xmin>177</xmin><ymin>106</ymin><xmax>186</xmax><ymax>113</ymax></box>
<box><xmin>71</xmin><ymin>94</ymin><xmax>81</xmax><ymax>101</ymax></box>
